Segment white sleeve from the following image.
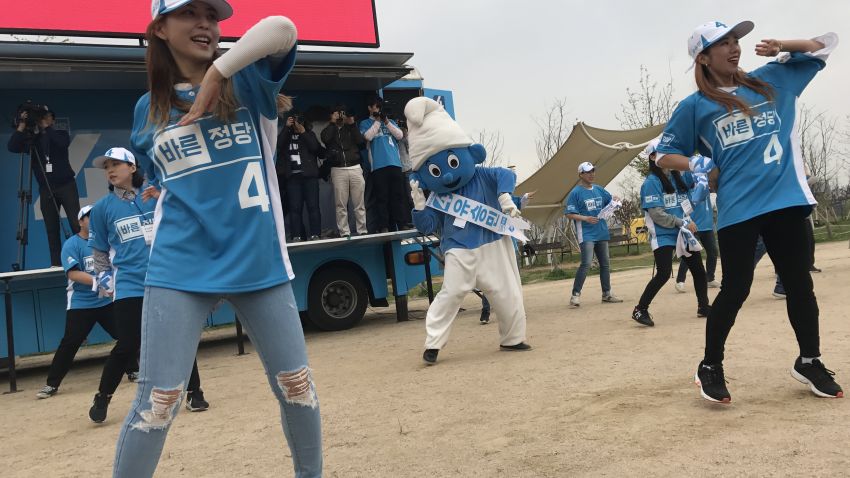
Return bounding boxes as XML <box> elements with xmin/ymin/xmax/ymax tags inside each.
<box><xmin>387</xmin><ymin>121</ymin><xmax>404</xmax><ymax>140</ymax></box>
<box><xmin>213</xmin><ymin>16</ymin><xmax>297</xmax><ymax>79</ymax></box>
<box><xmin>778</xmin><ymin>32</ymin><xmax>838</xmax><ymax>63</ymax></box>
<box><xmin>363</xmin><ymin>120</ymin><xmax>381</xmax><ymax>141</ymax></box>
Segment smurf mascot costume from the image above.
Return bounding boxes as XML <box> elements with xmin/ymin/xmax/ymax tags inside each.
<box><xmin>405</xmin><ymin>97</ymin><xmax>531</xmax><ymax>365</ymax></box>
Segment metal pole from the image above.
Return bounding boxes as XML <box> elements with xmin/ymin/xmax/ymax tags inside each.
<box><xmin>235</xmin><ymin>316</ymin><xmax>246</xmax><ymax>355</ymax></box>
<box><xmin>423</xmin><ymin>246</ymin><xmax>434</xmax><ymax>303</ymax></box>
<box><xmin>3</xmin><ymin>279</ymin><xmax>19</xmax><ymax>393</ymax></box>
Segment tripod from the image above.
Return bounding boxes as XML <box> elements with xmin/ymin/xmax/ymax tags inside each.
<box><xmin>12</xmin><ymin>134</ymin><xmax>70</xmax><ymax>271</ymax></box>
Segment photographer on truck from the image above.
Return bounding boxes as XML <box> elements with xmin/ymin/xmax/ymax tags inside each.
<box><xmin>8</xmin><ymin>103</ymin><xmax>81</xmax><ymax>267</ymax></box>
<box><xmin>359</xmin><ymin>95</ymin><xmax>408</xmax><ymax>232</ymax></box>
<box><xmin>321</xmin><ymin>104</ymin><xmax>367</xmax><ymax>237</ymax></box>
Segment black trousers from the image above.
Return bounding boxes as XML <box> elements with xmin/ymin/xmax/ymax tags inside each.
<box><xmin>705</xmin><ymin>206</ymin><xmax>820</xmax><ymax>364</ymax></box>
<box><xmin>677</xmin><ymin>229</ymin><xmax>718</xmax><ymax>283</ymax></box>
<box><xmin>286</xmin><ymin>174</ymin><xmax>321</xmax><ymax>239</ymax></box>
<box><xmin>638</xmin><ymin>245</ymin><xmax>708</xmax><ymax>309</ymax></box>
<box><xmin>45</xmin><ymin>303</ymin><xmax>138</xmax><ymax>388</ymax></box>
<box><xmin>371</xmin><ymin>166</ymin><xmax>408</xmax><ymax>231</ymax></box>
<box><xmin>41</xmin><ymin>180</ymin><xmax>81</xmax><ymax>266</ymax></box>
<box><xmin>98</xmin><ymin>297</ymin><xmax>201</xmax><ymax>395</ymax></box>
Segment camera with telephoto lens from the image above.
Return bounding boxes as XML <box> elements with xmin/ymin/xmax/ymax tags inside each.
<box><xmin>12</xmin><ymin>100</ymin><xmax>49</xmax><ymax>133</ymax></box>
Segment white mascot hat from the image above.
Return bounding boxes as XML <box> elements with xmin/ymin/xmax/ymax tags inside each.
<box><xmin>404</xmin><ymin>97</ymin><xmax>474</xmax><ymax>172</ymax></box>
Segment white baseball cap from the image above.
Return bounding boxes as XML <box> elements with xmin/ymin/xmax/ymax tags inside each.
<box><xmin>688</xmin><ymin>20</ymin><xmax>754</xmax><ymax>65</ymax></box>
<box><xmin>93</xmin><ymin>147</ymin><xmax>137</xmax><ymax>169</ymax></box>
<box><xmin>151</xmin><ymin>0</ymin><xmax>233</xmax><ymax>21</ymax></box>
<box><xmin>577</xmin><ymin>162</ymin><xmax>595</xmax><ymax>174</ymax></box>
<box><xmin>77</xmin><ymin>205</ymin><xmax>93</xmax><ymax>221</ymax></box>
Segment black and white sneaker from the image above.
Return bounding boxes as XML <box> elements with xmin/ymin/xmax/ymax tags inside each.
<box><xmin>89</xmin><ymin>393</ymin><xmax>112</xmax><ymax>423</ymax></box>
<box><xmin>185</xmin><ymin>389</ymin><xmax>210</xmax><ymax>411</ymax></box>
<box><xmin>423</xmin><ymin>349</ymin><xmax>439</xmax><ymax>365</ymax></box>
<box><xmin>694</xmin><ymin>361</ymin><xmax>731</xmax><ymax>403</ymax></box>
<box><xmin>631</xmin><ymin>306</ymin><xmax>654</xmax><ymax>327</ymax></box>
<box><xmin>697</xmin><ymin>305</ymin><xmax>711</xmax><ymax>318</ymax></box>
<box><xmin>127</xmin><ymin>371</ymin><xmax>139</xmax><ymax>383</ymax></box>
<box><xmin>500</xmin><ymin>342</ymin><xmax>532</xmax><ymax>351</ymax></box>
<box><xmin>791</xmin><ymin>358</ymin><xmax>844</xmax><ymax>398</ymax></box>
<box><xmin>36</xmin><ymin>385</ymin><xmax>58</xmax><ymax>399</ymax></box>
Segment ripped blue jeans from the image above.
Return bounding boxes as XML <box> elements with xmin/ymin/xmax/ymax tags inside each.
<box><xmin>113</xmin><ymin>282</ymin><xmax>322</xmax><ymax>478</ymax></box>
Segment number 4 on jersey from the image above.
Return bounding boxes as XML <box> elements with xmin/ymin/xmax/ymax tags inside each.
<box><xmin>763</xmin><ymin>133</ymin><xmax>783</xmax><ymax>165</ymax></box>
<box><xmin>238</xmin><ymin>162</ymin><xmax>271</xmax><ymax>212</ymax></box>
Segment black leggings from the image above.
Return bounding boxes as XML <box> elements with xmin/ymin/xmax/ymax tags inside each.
<box><xmin>705</xmin><ymin>206</ymin><xmax>819</xmax><ymax>364</ymax></box>
<box><xmin>45</xmin><ymin>303</ymin><xmax>137</xmax><ymax>388</ymax></box>
<box><xmin>98</xmin><ymin>297</ymin><xmax>202</xmax><ymax>395</ymax></box>
<box><xmin>638</xmin><ymin>245</ymin><xmax>708</xmax><ymax>309</ymax></box>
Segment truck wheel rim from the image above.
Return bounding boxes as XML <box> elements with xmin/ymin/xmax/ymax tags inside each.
<box><xmin>321</xmin><ymin>280</ymin><xmax>357</xmax><ymax>318</ymax></box>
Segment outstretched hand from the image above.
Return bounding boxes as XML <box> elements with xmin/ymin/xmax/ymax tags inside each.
<box><xmin>178</xmin><ymin>66</ymin><xmax>224</xmax><ymax>126</ymax></box>
<box><xmin>755</xmin><ymin>39</ymin><xmax>782</xmax><ymax>57</ymax></box>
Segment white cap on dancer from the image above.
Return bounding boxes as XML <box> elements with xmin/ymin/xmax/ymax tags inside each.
<box><xmin>687</xmin><ymin>20</ymin><xmax>754</xmax><ymax>70</ymax></box>
<box><xmin>93</xmin><ymin>147</ymin><xmax>137</xmax><ymax>169</ymax></box>
<box><xmin>577</xmin><ymin>162</ymin><xmax>595</xmax><ymax>174</ymax></box>
<box><xmin>151</xmin><ymin>0</ymin><xmax>233</xmax><ymax>20</ymax></box>
<box><xmin>404</xmin><ymin>97</ymin><xmax>474</xmax><ymax>172</ymax></box>
<box><xmin>77</xmin><ymin>205</ymin><xmax>93</xmax><ymax>220</ymax></box>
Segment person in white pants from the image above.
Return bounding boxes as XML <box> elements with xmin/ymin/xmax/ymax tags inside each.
<box><xmin>404</xmin><ymin>97</ymin><xmax>531</xmax><ymax>364</ymax></box>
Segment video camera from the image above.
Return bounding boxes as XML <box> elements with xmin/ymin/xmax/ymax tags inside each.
<box><xmin>12</xmin><ymin>100</ymin><xmax>49</xmax><ymax>134</ymax></box>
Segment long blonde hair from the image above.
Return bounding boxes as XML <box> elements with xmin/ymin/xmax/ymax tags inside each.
<box><xmin>144</xmin><ymin>19</ymin><xmax>238</xmax><ymax>127</ymax></box>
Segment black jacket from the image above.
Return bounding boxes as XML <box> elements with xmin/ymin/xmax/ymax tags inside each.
<box><xmin>276</xmin><ymin>128</ymin><xmax>322</xmax><ymax>179</ymax></box>
<box><xmin>320</xmin><ymin>122</ymin><xmax>365</xmax><ymax>168</ymax></box>
<box><xmin>8</xmin><ymin>127</ymin><xmax>75</xmax><ymax>189</ymax></box>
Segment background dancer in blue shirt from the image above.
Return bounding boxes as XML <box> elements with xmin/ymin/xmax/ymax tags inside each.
<box><xmin>564</xmin><ymin>162</ymin><xmax>623</xmax><ymax>307</ymax></box>
<box><xmin>87</xmin><ymin>147</ymin><xmax>208</xmax><ymax>424</ymax></box>
<box><xmin>112</xmin><ymin>2</ymin><xmax>322</xmax><ymax>476</ymax></box>
<box><xmin>633</xmin><ymin>144</ymin><xmax>710</xmax><ymax>328</ymax></box>
<box><xmin>656</xmin><ymin>21</ymin><xmax>842</xmax><ymax>402</ymax></box>
<box><xmin>35</xmin><ymin>205</ymin><xmax>138</xmax><ymax>399</ymax></box>
<box><xmin>674</xmin><ymin>172</ymin><xmax>720</xmax><ymax>292</ymax></box>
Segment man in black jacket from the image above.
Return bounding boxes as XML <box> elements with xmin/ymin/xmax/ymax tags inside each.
<box><xmin>8</xmin><ymin>107</ymin><xmax>80</xmax><ymax>266</ymax></box>
<box><xmin>277</xmin><ymin>114</ymin><xmax>323</xmax><ymax>242</ymax></box>
<box><xmin>320</xmin><ymin>105</ymin><xmax>367</xmax><ymax>237</ymax></box>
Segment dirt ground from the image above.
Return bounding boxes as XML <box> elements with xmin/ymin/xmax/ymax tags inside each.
<box><xmin>2</xmin><ymin>241</ymin><xmax>850</xmax><ymax>477</ymax></box>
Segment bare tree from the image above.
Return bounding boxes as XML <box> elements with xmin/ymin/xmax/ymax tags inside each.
<box><xmin>798</xmin><ymin>104</ymin><xmax>846</xmax><ymax>237</ymax></box>
<box><xmin>617</xmin><ymin>65</ymin><xmax>677</xmax><ymax>177</ymax></box>
<box><xmin>475</xmin><ymin>129</ymin><xmax>507</xmax><ymax>167</ymax></box>
<box><xmin>533</xmin><ymin>97</ymin><xmax>573</xmax><ymax>167</ymax></box>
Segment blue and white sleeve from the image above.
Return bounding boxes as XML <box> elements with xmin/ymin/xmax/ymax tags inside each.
<box><xmin>88</xmin><ymin>202</ymin><xmax>110</xmax><ymax>253</ymax></box>
<box><xmin>61</xmin><ymin>239</ymin><xmax>80</xmax><ymax>273</ymax></box>
<box><xmin>640</xmin><ymin>179</ymin><xmax>665</xmax><ymax>210</ymax></box>
<box><xmin>565</xmin><ymin>189</ymin><xmax>580</xmax><ymax>214</ymax></box>
<box><xmin>656</xmin><ymin>97</ymin><xmax>699</xmax><ymax>160</ymax></box>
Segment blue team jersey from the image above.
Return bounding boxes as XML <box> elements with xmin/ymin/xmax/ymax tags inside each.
<box><xmin>641</xmin><ymin>174</ymin><xmax>690</xmax><ymax>250</ymax></box>
<box><xmin>564</xmin><ymin>184</ymin><xmax>612</xmax><ymax>243</ymax></box>
<box><xmin>130</xmin><ymin>51</ymin><xmax>297</xmax><ymax>293</ymax></box>
<box><xmin>88</xmin><ymin>191</ymin><xmax>156</xmax><ymax>300</ymax></box>
<box><xmin>412</xmin><ymin>166</ymin><xmax>516</xmax><ymax>253</ymax></box>
<box><xmin>62</xmin><ymin>234</ymin><xmax>111</xmax><ymax>310</ymax></box>
<box><xmin>657</xmin><ymin>52</ymin><xmax>827</xmax><ymax>230</ymax></box>
<box><xmin>682</xmin><ymin>172</ymin><xmax>714</xmax><ymax>232</ymax></box>
<box><xmin>359</xmin><ymin>118</ymin><xmax>402</xmax><ymax>171</ymax></box>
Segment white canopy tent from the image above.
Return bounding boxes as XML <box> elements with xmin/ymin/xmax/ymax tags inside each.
<box><xmin>516</xmin><ymin>122</ymin><xmax>666</xmax><ymax>228</ymax></box>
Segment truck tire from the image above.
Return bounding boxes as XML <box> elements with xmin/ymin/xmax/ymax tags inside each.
<box><xmin>306</xmin><ymin>266</ymin><xmax>368</xmax><ymax>331</ymax></box>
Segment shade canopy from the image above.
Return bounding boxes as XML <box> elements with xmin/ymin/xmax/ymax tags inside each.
<box><xmin>516</xmin><ymin>122</ymin><xmax>666</xmax><ymax>228</ymax></box>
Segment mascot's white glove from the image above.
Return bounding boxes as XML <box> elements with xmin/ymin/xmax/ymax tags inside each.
<box><xmin>689</xmin><ymin>154</ymin><xmax>715</xmax><ymax>174</ymax></box>
<box><xmin>498</xmin><ymin>193</ymin><xmax>520</xmax><ymax>218</ymax></box>
<box><xmin>410</xmin><ymin>180</ymin><xmax>426</xmax><ymax>211</ymax></box>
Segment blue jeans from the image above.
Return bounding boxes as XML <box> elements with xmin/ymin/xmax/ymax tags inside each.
<box><xmin>113</xmin><ymin>283</ymin><xmax>322</xmax><ymax>478</ymax></box>
<box><xmin>571</xmin><ymin>240</ymin><xmax>611</xmax><ymax>296</ymax></box>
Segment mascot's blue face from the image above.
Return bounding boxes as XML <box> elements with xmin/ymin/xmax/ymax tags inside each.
<box><xmin>411</xmin><ymin>144</ymin><xmax>486</xmax><ymax>194</ymax></box>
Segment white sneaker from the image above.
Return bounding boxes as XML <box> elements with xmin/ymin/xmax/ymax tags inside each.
<box><xmin>707</xmin><ymin>280</ymin><xmax>721</xmax><ymax>288</ymax></box>
<box><xmin>675</xmin><ymin>282</ymin><xmax>686</xmax><ymax>293</ymax></box>
<box><xmin>36</xmin><ymin>385</ymin><xmax>58</xmax><ymax>399</ymax></box>
<box><xmin>569</xmin><ymin>293</ymin><xmax>581</xmax><ymax>307</ymax></box>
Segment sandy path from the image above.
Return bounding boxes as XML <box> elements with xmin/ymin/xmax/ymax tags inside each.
<box><xmin>2</xmin><ymin>241</ymin><xmax>849</xmax><ymax>477</ymax></box>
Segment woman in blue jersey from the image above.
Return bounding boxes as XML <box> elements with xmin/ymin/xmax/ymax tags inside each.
<box><xmin>564</xmin><ymin>162</ymin><xmax>623</xmax><ymax>306</ymax></box>
<box><xmin>113</xmin><ymin>1</ymin><xmax>321</xmax><ymax>476</ymax></box>
<box><xmin>674</xmin><ymin>172</ymin><xmax>720</xmax><ymax>292</ymax></box>
<box><xmin>632</xmin><ymin>146</ymin><xmax>709</xmax><ymax>327</ymax></box>
<box><xmin>655</xmin><ymin>21</ymin><xmax>842</xmax><ymax>402</ymax></box>
<box><xmin>35</xmin><ymin>205</ymin><xmax>137</xmax><ymax>399</ymax></box>
<box><xmin>88</xmin><ymin>147</ymin><xmax>207</xmax><ymax>424</ymax></box>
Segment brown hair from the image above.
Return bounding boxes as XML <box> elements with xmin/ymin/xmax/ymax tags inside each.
<box><xmin>145</xmin><ymin>19</ymin><xmax>238</xmax><ymax>127</ymax></box>
<box><xmin>694</xmin><ymin>53</ymin><xmax>774</xmax><ymax>116</ymax></box>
